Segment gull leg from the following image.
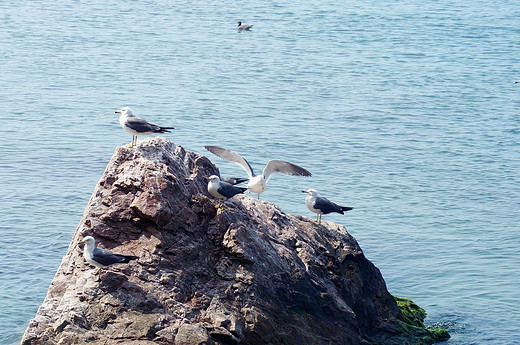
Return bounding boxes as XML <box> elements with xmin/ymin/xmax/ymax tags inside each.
<box><xmin>318</xmin><ymin>215</ymin><xmax>322</xmax><ymax>225</ymax></box>
<box><xmin>127</xmin><ymin>136</ymin><xmax>135</xmax><ymax>148</ymax></box>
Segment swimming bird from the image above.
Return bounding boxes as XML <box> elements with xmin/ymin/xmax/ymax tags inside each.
<box><xmin>206</xmin><ymin>175</ymin><xmax>247</xmax><ymax>200</ymax></box>
<box><xmin>80</xmin><ymin>236</ymin><xmax>138</xmax><ymax>269</ymax></box>
<box><xmin>205</xmin><ymin>145</ymin><xmax>312</xmax><ymax>199</ymax></box>
<box><xmin>237</xmin><ymin>21</ymin><xmax>253</xmax><ymax>30</ymax></box>
<box><xmin>302</xmin><ymin>189</ymin><xmax>353</xmax><ymax>224</ymax></box>
<box><xmin>115</xmin><ymin>107</ymin><xmax>175</xmax><ymax>147</ymax></box>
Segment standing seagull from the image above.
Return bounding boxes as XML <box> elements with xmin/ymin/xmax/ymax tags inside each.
<box><xmin>302</xmin><ymin>189</ymin><xmax>353</xmax><ymax>224</ymax></box>
<box><xmin>205</xmin><ymin>145</ymin><xmax>312</xmax><ymax>199</ymax></box>
<box><xmin>80</xmin><ymin>236</ymin><xmax>138</xmax><ymax>270</ymax></box>
<box><xmin>206</xmin><ymin>175</ymin><xmax>247</xmax><ymax>201</ymax></box>
<box><xmin>237</xmin><ymin>21</ymin><xmax>253</xmax><ymax>30</ymax></box>
<box><xmin>115</xmin><ymin>107</ymin><xmax>175</xmax><ymax>147</ymax></box>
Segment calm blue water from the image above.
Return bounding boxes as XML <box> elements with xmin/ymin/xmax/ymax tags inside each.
<box><xmin>1</xmin><ymin>0</ymin><xmax>519</xmax><ymax>344</ymax></box>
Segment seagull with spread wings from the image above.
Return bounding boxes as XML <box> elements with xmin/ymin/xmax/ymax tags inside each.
<box><xmin>205</xmin><ymin>145</ymin><xmax>312</xmax><ymax>199</ymax></box>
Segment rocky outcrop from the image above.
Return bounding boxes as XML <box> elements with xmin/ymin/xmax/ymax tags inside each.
<box><xmin>21</xmin><ymin>137</ymin><xmax>447</xmax><ymax>345</ymax></box>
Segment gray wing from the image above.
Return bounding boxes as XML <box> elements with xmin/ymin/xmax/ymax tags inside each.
<box><xmin>313</xmin><ymin>196</ymin><xmax>343</xmax><ymax>215</ymax></box>
<box><xmin>204</xmin><ymin>146</ymin><xmax>255</xmax><ymax>178</ymax></box>
<box><xmin>262</xmin><ymin>160</ymin><xmax>312</xmax><ymax>183</ymax></box>
<box><xmin>92</xmin><ymin>247</ymin><xmax>127</xmax><ymax>266</ymax></box>
<box><xmin>217</xmin><ymin>181</ymin><xmax>247</xmax><ymax>198</ymax></box>
<box><xmin>221</xmin><ymin>177</ymin><xmax>248</xmax><ymax>185</ymax></box>
<box><xmin>125</xmin><ymin>116</ymin><xmax>161</xmax><ymax>133</ymax></box>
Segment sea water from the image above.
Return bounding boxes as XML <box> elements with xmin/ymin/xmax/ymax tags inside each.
<box><xmin>1</xmin><ymin>0</ymin><xmax>519</xmax><ymax>344</ymax></box>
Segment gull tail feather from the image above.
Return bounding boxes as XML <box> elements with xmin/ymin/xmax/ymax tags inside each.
<box><xmin>340</xmin><ymin>206</ymin><xmax>354</xmax><ymax>214</ymax></box>
<box><xmin>223</xmin><ymin>177</ymin><xmax>248</xmax><ymax>185</ymax></box>
<box><xmin>237</xmin><ymin>187</ymin><xmax>247</xmax><ymax>194</ymax></box>
<box><xmin>156</xmin><ymin>126</ymin><xmax>175</xmax><ymax>133</ymax></box>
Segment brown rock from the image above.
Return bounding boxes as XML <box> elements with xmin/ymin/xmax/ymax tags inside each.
<box><xmin>175</xmin><ymin>324</ymin><xmax>213</xmax><ymax>345</ymax></box>
<box><xmin>20</xmin><ymin>137</ymin><xmax>413</xmax><ymax>345</ymax></box>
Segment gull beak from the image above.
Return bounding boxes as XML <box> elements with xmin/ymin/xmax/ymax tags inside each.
<box><xmin>115</xmin><ymin>110</ymin><xmax>121</xmax><ymax>113</ymax></box>
<box><xmin>79</xmin><ymin>240</ymin><xmax>84</xmax><ymax>245</ymax></box>
<box><xmin>302</xmin><ymin>190</ymin><xmax>307</xmax><ymax>193</ymax></box>
<box><xmin>205</xmin><ymin>177</ymin><xmax>210</xmax><ymax>180</ymax></box>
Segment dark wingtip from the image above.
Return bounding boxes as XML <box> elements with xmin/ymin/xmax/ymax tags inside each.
<box><xmin>223</xmin><ymin>177</ymin><xmax>248</xmax><ymax>185</ymax></box>
<box><xmin>157</xmin><ymin>127</ymin><xmax>175</xmax><ymax>133</ymax></box>
<box><xmin>300</xmin><ymin>168</ymin><xmax>312</xmax><ymax>177</ymax></box>
<box><xmin>123</xmin><ymin>255</ymin><xmax>138</xmax><ymax>263</ymax></box>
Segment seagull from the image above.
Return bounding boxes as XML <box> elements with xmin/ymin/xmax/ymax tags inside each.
<box><xmin>80</xmin><ymin>236</ymin><xmax>137</xmax><ymax>269</ymax></box>
<box><xmin>205</xmin><ymin>145</ymin><xmax>312</xmax><ymax>199</ymax></box>
<box><xmin>302</xmin><ymin>189</ymin><xmax>353</xmax><ymax>224</ymax></box>
<box><xmin>206</xmin><ymin>175</ymin><xmax>247</xmax><ymax>201</ymax></box>
<box><xmin>115</xmin><ymin>107</ymin><xmax>175</xmax><ymax>147</ymax></box>
<box><xmin>237</xmin><ymin>21</ymin><xmax>253</xmax><ymax>30</ymax></box>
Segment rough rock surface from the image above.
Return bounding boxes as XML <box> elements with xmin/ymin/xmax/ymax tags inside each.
<box><xmin>21</xmin><ymin>137</ymin><xmax>440</xmax><ymax>345</ymax></box>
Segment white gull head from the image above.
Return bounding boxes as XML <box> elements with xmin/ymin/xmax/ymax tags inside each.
<box><xmin>115</xmin><ymin>107</ymin><xmax>133</xmax><ymax>117</ymax></box>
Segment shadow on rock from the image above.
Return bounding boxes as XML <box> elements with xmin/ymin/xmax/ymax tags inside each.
<box><xmin>99</xmin><ymin>272</ymin><xmax>165</xmax><ymax>314</ymax></box>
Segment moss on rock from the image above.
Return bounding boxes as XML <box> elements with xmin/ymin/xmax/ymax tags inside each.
<box><xmin>394</xmin><ymin>296</ymin><xmax>450</xmax><ymax>345</ymax></box>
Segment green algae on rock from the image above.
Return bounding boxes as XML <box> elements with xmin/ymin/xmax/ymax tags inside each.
<box><xmin>394</xmin><ymin>296</ymin><xmax>450</xmax><ymax>345</ymax></box>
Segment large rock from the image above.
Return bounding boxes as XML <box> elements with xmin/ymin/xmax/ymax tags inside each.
<box><xmin>21</xmin><ymin>137</ymin><xmax>445</xmax><ymax>345</ymax></box>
